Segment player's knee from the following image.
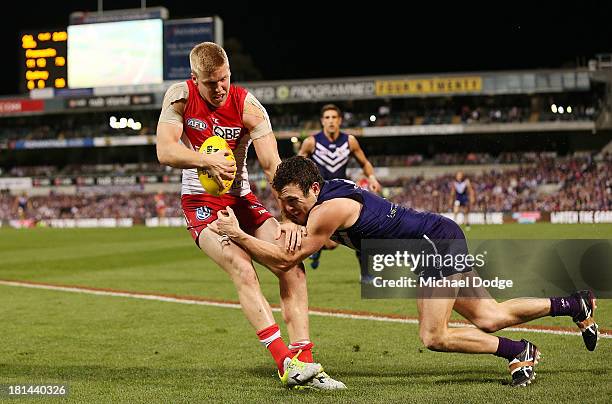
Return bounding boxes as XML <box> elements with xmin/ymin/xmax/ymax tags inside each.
<box><xmin>323</xmin><ymin>240</ymin><xmax>338</xmax><ymax>250</ymax></box>
<box><xmin>472</xmin><ymin>317</ymin><xmax>502</xmax><ymax>333</ymax></box>
<box><xmin>277</xmin><ymin>262</ymin><xmax>306</xmax><ymax>280</ymax></box>
<box><xmin>419</xmin><ymin>329</ymin><xmax>448</xmax><ymax>351</ymax></box>
<box><xmin>469</xmin><ymin>305</ymin><xmax>506</xmax><ymax>333</ymax></box>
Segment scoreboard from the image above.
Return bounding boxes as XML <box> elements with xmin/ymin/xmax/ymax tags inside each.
<box><xmin>17</xmin><ymin>15</ymin><xmax>222</xmax><ymax>94</ymax></box>
<box><xmin>20</xmin><ymin>29</ymin><xmax>68</xmax><ymax>92</ymax></box>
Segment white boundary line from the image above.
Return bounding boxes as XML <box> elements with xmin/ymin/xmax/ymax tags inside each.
<box><xmin>1</xmin><ymin>280</ymin><xmax>609</xmax><ymax>339</ymax></box>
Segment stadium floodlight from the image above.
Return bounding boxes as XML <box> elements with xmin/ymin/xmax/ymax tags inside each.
<box><xmin>567</xmin><ymin>106</ymin><xmax>572</xmax><ymax>113</ymax></box>
<box><xmin>370</xmin><ymin>115</ymin><xmax>377</xmax><ymax>122</ymax></box>
<box><xmin>551</xmin><ymin>104</ymin><xmax>558</xmax><ymax>113</ymax></box>
<box><xmin>558</xmin><ymin>106</ymin><xmax>564</xmax><ymax>114</ymax></box>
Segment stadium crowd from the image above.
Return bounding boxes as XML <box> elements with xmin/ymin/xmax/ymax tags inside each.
<box><xmin>0</xmin><ymin>191</ymin><xmax>180</xmax><ymax>222</ymax></box>
<box><xmin>0</xmin><ymin>152</ymin><xmax>563</xmax><ymax>179</ymax></box>
<box><xmin>385</xmin><ymin>154</ymin><xmax>611</xmax><ymax>212</ymax></box>
<box><xmin>2</xmin><ymin>154</ymin><xmax>609</xmax><ymax>222</ymax></box>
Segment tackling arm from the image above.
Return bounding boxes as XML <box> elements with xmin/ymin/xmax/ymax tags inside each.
<box><xmin>215</xmin><ymin>201</ymin><xmax>349</xmax><ymax>271</ymax></box>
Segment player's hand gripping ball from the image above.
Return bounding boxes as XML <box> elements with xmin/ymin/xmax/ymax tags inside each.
<box><xmin>197</xmin><ymin>136</ymin><xmax>236</xmax><ymax>196</ymax></box>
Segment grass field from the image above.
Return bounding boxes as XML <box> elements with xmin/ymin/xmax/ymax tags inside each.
<box><xmin>0</xmin><ymin>224</ymin><xmax>610</xmax><ymax>403</ymax></box>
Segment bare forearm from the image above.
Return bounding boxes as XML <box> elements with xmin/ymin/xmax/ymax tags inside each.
<box><xmin>363</xmin><ymin>162</ymin><xmax>375</xmax><ymax>178</ymax></box>
<box><xmin>261</xmin><ymin>158</ymin><xmax>281</xmax><ymax>209</ymax></box>
<box><xmin>157</xmin><ymin>142</ymin><xmax>206</xmax><ymax>169</ymax></box>
<box><xmin>261</xmin><ymin>158</ymin><xmax>281</xmax><ymax>184</ymax></box>
<box><xmin>234</xmin><ymin>231</ymin><xmax>300</xmax><ymax>271</ymax></box>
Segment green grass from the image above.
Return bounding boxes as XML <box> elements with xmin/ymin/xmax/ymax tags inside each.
<box><xmin>0</xmin><ymin>224</ymin><xmax>611</xmax><ymax>403</ymax></box>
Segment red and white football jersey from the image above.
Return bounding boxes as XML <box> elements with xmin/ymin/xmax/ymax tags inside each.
<box><xmin>181</xmin><ymin>80</ymin><xmax>252</xmax><ymax>197</ymax></box>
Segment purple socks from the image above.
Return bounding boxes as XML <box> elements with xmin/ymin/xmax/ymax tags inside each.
<box><xmin>495</xmin><ymin>337</ymin><xmax>526</xmax><ymax>361</ymax></box>
<box><xmin>549</xmin><ymin>296</ymin><xmax>580</xmax><ymax>318</ymax></box>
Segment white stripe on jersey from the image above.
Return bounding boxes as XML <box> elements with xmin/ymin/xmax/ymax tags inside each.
<box><xmin>312</xmin><ymin>154</ymin><xmax>350</xmax><ymax>173</ymax></box>
<box><xmin>313</xmin><ymin>142</ymin><xmax>350</xmax><ymax>173</ymax></box>
<box><xmin>454</xmin><ymin>180</ymin><xmax>468</xmax><ymax>194</ymax></box>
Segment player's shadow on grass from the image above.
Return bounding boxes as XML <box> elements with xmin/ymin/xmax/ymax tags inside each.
<box><xmin>247</xmin><ymin>364</ymin><xmax>280</xmax><ymax>379</ymax></box>
<box><xmin>431</xmin><ymin>376</ymin><xmax>505</xmax><ymax>385</ymax></box>
<box><xmin>246</xmin><ymin>364</ymin><xmax>503</xmax><ymax>387</ymax></box>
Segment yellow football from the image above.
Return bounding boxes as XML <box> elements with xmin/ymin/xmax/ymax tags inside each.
<box><xmin>197</xmin><ymin>136</ymin><xmax>236</xmax><ymax>196</ymax></box>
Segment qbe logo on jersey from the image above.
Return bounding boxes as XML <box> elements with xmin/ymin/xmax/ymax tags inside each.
<box><xmin>214</xmin><ymin>125</ymin><xmax>241</xmax><ymax>140</ymax></box>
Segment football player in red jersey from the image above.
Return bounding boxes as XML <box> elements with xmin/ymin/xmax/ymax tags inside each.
<box><xmin>156</xmin><ymin>42</ymin><xmax>344</xmax><ymax>389</ymax></box>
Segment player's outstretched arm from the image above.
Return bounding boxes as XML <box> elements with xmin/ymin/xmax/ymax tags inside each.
<box><xmin>213</xmin><ymin>202</ymin><xmax>347</xmax><ymax>271</ymax></box>
<box><xmin>468</xmin><ymin>180</ymin><xmax>476</xmax><ymax>205</ymax></box>
<box><xmin>297</xmin><ymin>136</ymin><xmax>315</xmax><ymax>157</ymax></box>
<box><xmin>348</xmin><ymin>135</ymin><xmax>381</xmax><ymax>193</ymax></box>
<box><xmin>449</xmin><ymin>184</ymin><xmax>457</xmax><ymax>209</ymax></box>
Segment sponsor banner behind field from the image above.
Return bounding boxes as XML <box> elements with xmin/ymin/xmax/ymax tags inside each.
<box><xmin>375</xmin><ymin>76</ymin><xmax>482</xmax><ymax>96</ymax></box>
<box><xmin>3</xmin><ymin>212</ymin><xmax>611</xmax><ymax>229</ymax></box>
<box><xmin>0</xmin><ymin>177</ymin><xmax>33</xmax><ymax>190</ymax></box>
<box><xmin>45</xmin><ymin>218</ymin><xmax>134</xmax><ymax>228</ymax></box>
<box><xmin>0</xmin><ymin>99</ymin><xmax>45</xmax><ymax>115</ymax></box>
<box><xmin>551</xmin><ymin>211</ymin><xmax>612</xmax><ymax>224</ymax></box>
<box><xmin>92</xmin><ymin>135</ymin><xmax>156</xmax><ymax>147</ymax></box>
<box><xmin>14</xmin><ymin>138</ymin><xmax>94</xmax><ymax>150</ymax></box>
<box><xmin>10</xmin><ymin>135</ymin><xmax>156</xmax><ymax>150</ymax></box>
<box><xmin>31</xmin><ymin>174</ymin><xmax>181</xmax><ymax>187</ymax></box>
<box><xmin>441</xmin><ymin>212</ymin><xmax>503</xmax><ymax>225</ymax></box>
<box><xmin>246</xmin><ymin>80</ymin><xmax>376</xmax><ymax>104</ymax></box>
<box><xmin>8</xmin><ymin>219</ymin><xmax>37</xmax><ymax>228</ymax></box>
<box><xmin>145</xmin><ymin>217</ymin><xmax>186</xmax><ymax>227</ymax></box>
<box><xmin>65</xmin><ymin>94</ymin><xmax>154</xmax><ymax>109</ymax></box>
<box><xmin>7</xmin><ymin>218</ymin><xmax>133</xmax><ymax>228</ymax></box>
<box><xmin>512</xmin><ymin>211</ymin><xmax>541</xmax><ymax>224</ymax></box>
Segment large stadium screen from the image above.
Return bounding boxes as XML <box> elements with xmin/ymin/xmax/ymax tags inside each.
<box><xmin>67</xmin><ymin>19</ymin><xmax>163</xmax><ymax>88</ymax></box>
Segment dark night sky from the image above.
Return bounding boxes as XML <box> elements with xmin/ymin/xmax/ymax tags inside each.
<box><xmin>2</xmin><ymin>1</ymin><xmax>611</xmax><ymax>96</ymax></box>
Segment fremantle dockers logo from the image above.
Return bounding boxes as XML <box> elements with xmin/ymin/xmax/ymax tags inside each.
<box><xmin>186</xmin><ymin>118</ymin><xmax>208</xmax><ymax>131</ymax></box>
<box><xmin>196</xmin><ymin>206</ymin><xmax>212</xmax><ymax>221</ymax></box>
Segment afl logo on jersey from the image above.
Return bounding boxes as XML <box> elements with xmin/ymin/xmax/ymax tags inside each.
<box><xmin>186</xmin><ymin>118</ymin><xmax>208</xmax><ymax>131</ymax></box>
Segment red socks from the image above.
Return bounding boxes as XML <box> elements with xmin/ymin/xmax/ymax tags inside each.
<box><xmin>257</xmin><ymin>324</ymin><xmax>291</xmax><ymax>372</ymax></box>
<box><xmin>257</xmin><ymin>325</ymin><xmax>315</xmax><ymax>371</ymax></box>
<box><xmin>288</xmin><ymin>340</ymin><xmax>314</xmax><ymax>363</ymax></box>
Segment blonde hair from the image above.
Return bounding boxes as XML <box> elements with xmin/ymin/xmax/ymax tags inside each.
<box><xmin>189</xmin><ymin>42</ymin><xmax>228</xmax><ymax>78</ymax></box>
